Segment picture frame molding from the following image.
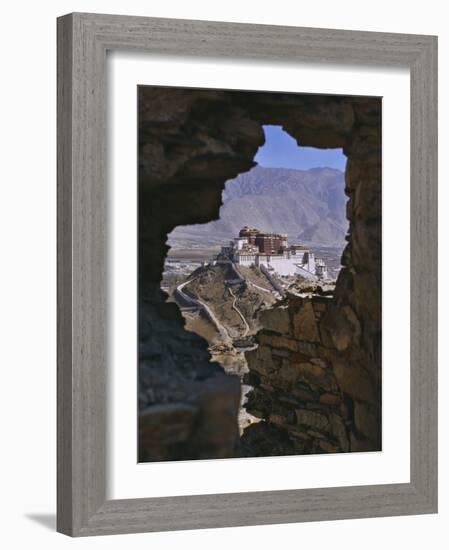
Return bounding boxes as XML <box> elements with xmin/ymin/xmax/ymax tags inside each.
<box><xmin>57</xmin><ymin>12</ymin><xmax>438</xmax><ymax>536</ymax></box>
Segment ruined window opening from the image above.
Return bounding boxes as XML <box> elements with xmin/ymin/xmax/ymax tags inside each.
<box><xmin>160</xmin><ymin>124</ymin><xmax>349</xmax><ymax>435</ymax></box>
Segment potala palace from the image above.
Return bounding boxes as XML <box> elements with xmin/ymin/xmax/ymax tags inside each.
<box><xmin>219</xmin><ymin>226</ymin><xmax>329</xmax><ymax>280</ymax></box>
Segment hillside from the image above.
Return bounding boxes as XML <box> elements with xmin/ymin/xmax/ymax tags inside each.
<box><xmin>182</xmin><ymin>263</ymin><xmax>277</xmax><ymax>340</ymax></box>
<box><xmin>168</xmin><ymin>165</ymin><xmax>348</xmax><ymax>248</ymax></box>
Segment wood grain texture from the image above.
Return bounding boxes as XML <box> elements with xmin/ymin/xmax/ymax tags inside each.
<box><xmin>57</xmin><ymin>13</ymin><xmax>74</xmax><ymax>536</ymax></box>
<box><xmin>56</xmin><ymin>12</ymin><xmax>438</xmax><ymax>536</ymax></box>
<box><xmin>410</xmin><ymin>37</ymin><xmax>438</xmax><ymax>508</ymax></box>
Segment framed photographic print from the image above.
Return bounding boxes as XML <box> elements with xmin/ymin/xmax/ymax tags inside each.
<box><xmin>57</xmin><ymin>12</ymin><xmax>438</xmax><ymax>536</ymax></box>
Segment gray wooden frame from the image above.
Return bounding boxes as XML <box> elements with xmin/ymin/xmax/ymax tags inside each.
<box><xmin>57</xmin><ymin>12</ymin><xmax>438</xmax><ymax>537</ymax></box>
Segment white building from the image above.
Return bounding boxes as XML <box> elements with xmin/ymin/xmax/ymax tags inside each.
<box><xmin>220</xmin><ymin>228</ymin><xmax>329</xmax><ymax>280</ymax></box>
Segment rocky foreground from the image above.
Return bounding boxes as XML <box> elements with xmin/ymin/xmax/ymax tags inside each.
<box><xmin>169</xmin><ymin>261</ymin><xmax>352</xmax><ymax>451</ymax></box>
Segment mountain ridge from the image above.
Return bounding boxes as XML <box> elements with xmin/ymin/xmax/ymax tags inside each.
<box><xmin>168</xmin><ymin>165</ymin><xmax>348</xmax><ymax>247</ymax></box>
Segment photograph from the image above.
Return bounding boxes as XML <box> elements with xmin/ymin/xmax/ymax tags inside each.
<box><xmin>138</xmin><ymin>86</ymin><xmax>382</xmax><ymax>462</ymax></box>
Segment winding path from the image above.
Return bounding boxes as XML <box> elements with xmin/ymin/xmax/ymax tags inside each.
<box><xmin>227</xmin><ymin>286</ymin><xmax>250</xmax><ymax>337</ymax></box>
<box><xmin>232</xmin><ymin>261</ymin><xmax>281</xmax><ymax>297</ymax></box>
<box><xmin>247</xmin><ymin>280</ymin><xmax>276</xmax><ymax>295</ymax></box>
<box><xmin>175</xmin><ymin>277</ymin><xmax>231</xmax><ymax>342</ymax></box>
<box><xmin>176</xmin><ymin>262</ymin><xmax>280</xmax><ymax>341</ymax></box>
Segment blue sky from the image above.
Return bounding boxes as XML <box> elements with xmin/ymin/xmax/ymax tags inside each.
<box><xmin>254</xmin><ymin>125</ymin><xmax>347</xmax><ymax>171</ymax></box>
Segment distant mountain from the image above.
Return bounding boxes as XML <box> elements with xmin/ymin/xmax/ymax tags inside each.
<box><xmin>168</xmin><ymin>166</ymin><xmax>348</xmax><ymax>248</ymax></box>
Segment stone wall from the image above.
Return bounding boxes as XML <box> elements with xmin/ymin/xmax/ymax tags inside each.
<box><xmin>241</xmin><ymin>290</ymin><xmax>378</xmax><ymax>455</ymax></box>
<box><xmin>138</xmin><ymin>87</ymin><xmax>381</xmax><ymax>460</ymax></box>
<box><xmin>138</xmin><ymin>88</ymin><xmax>263</xmax><ymax>461</ymax></box>
<box><xmin>138</xmin><ymin>295</ymin><xmax>241</xmax><ymax>461</ymax></box>
<box><xmin>242</xmin><ymin>96</ymin><xmax>382</xmax><ymax>454</ymax></box>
